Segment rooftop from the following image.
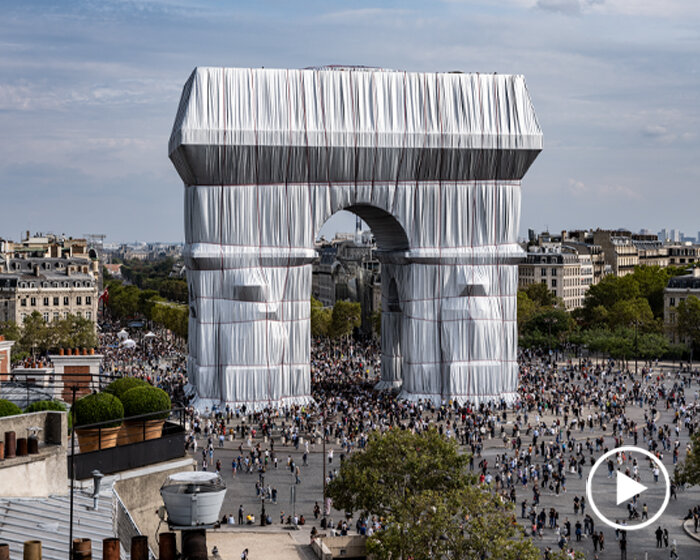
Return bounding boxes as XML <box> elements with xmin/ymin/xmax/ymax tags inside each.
<box><xmin>0</xmin><ymin>491</ymin><xmax>118</xmax><ymax>560</ymax></box>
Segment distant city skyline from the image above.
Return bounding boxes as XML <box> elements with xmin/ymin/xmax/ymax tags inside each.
<box><xmin>1</xmin><ymin>1</ymin><xmax>699</xmax><ymax>243</ymax></box>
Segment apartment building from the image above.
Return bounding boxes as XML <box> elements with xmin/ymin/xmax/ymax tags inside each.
<box><xmin>666</xmin><ymin>244</ymin><xmax>700</xmax><ymax>267</ymax></box>
<box><xmin>0</xmin><ymin>257</ymin><xmax>98</xmax><ymax>325</ymax></box>
<box><xmin>632</xmin><ymin>235</ymin><xmax>669</xmax><ymax>268</ymax></box>
<box><xmin>592</xmin><ymin>230</ymin><xmax>639</xmax><ymax>277</ymax></box>
<box><xmin>518</xmin><ymin>247</ymin><xmax>585</xmax><ymax>310</ymax></box>
<box><xmin>664</xmin><ymin>268</ymin><xmax>700</xmax><ymax>343</ymax></box>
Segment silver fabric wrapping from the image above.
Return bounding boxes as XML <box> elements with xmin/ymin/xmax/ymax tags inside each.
<box><xmin>169</xmin><ymin>67</ymin><xmax>542</xmax><ymax>410</ymax></box>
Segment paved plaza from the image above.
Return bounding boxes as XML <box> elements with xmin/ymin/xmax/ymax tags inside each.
<box><xmin>186</xmin><ymin>361</ymin><xmax>700</xmax><ymax>560</ymax></box>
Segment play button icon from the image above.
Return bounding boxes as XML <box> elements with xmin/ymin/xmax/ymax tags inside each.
<box><xmin>586</xmin><ymin>445</ymin><xmax>671</xmax><ymax>532</ymax></box>
<box><xmin>616</xmin><ymin>471</ymin><xmax>647</xmax><ymax>505</ymax></box>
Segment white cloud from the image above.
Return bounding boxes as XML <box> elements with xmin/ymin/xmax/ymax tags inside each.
<box><xmin>536</xmin><ymin>0</ymin><xmax>589</xmax><ymax>16</ymax></box>
<box><xmin>317</xmin><ymin>8</ymin><xmax>412</xmax><ymax>24</ymax></box>
<box><xmin>531</xmin><ymin>0</ymin><xmax>700</xmax><ymax>17</ymax></box>
<box><xmin>568</xmin><ymin>178</ymin><xmax>588</xmax><ymax>195</ymax></box>
<box><xmin>599</xmin><ymin>183</ymin><xmax>641</xmax><ymax>200</ymax></box>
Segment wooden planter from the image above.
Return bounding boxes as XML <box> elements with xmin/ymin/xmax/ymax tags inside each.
<box><xmin>118</xmin><ymin>419</ymin><xmax>165</xmax><ymax>445</ymax></box>
<box><xmin>75</xmin><ymin>426</ymin><xmax>121</xmax><ymax>452</ymax></box>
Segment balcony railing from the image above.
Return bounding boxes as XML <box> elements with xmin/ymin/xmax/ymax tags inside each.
<box><xmin>68</xmin><ymin>409</ymin><xmax>187</xmax><ymax>480</ymax></box>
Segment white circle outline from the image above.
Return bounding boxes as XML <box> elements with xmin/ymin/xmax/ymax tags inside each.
<box><xmin>585</xmin><ymin>445</ymin><xmax>670</xmax><ymax>532</ymax></box>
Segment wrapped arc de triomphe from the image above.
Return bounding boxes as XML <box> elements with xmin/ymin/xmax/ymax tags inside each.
<box><xmin>168</xmin><ymin>67</ymin><xmax>542</xmax><ymax>411</ymax></box>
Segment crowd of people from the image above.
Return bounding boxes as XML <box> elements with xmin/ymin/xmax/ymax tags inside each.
<box><xmin>98</xmin><ymin>320</ymin><xmax>188</xmax><ymax>402</ymax></box>
<box><xmin>95</xmin><ymin>319</ymin><xmax>700</xmax><ymax>558</ymax></box>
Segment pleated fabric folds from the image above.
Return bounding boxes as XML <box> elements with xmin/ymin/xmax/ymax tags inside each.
<box><xmin>169</xmin><ymin>66</ymin><xmax>542</xmax><ymax>411</ymax></box>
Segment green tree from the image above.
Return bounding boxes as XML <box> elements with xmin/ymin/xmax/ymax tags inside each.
<box><xmin>106</xmin><ymin>282</ymin><xmax>140</xmax><ymax>319</ymax></box>
<box><xmin>516</xmin><ymin>290</ymin><xmax>537</xmax><ymax>334</ymax></box>
<box><xmin>582</xmin><ymin>274</ymin><xmax>640</xmax><ymax>318</ymax></box>
<box><xmin>632</xmin><ymin>266</ymin><xmax>674</xmax><ymax>318</ymax></box>
<box><xmin>676</xmin><ymin>295</ymin><xmax>700</xmax><ymax>352</ymax></box>
<box><xmin>0</xmin><ymin>320</ymin><xmax>22</xmax><ymax>359</ymax></box>
<box><xmin>676</xmin><ymin>431</ymin><xmax>700</xmax><ymax>487</ymax></box>
<box><xmin>20</xmin><ymin>312</ymin><xmax>50</xmax><ymax>355</ymax></box>
<box><xmin>607</xmin><ymin>297</ymin><xmax>656</xmax><ymax>332</ymax></box>
<box><xmin>520</xmin><ymin>307</ymin><xmax>574</xmax><ymax>350</ymax></box>
<box><xmin>636</xmin><ymin>332</ymin><xmax>670</xmax><ymax>360</ymax></box>
<box><xmin>56</xmin><ymin>314</ymin><xmax>98</xmax><ymax>349</ymax></box>
<box><xmin>329</xmin><ymin>300</ymin><xmax>361</xmax><ymax>339</ymax></box>
<box><xmin>310</xmin><ymin>297</ymin><xmax>332</xmax><ymax>337</ymax></box>
<box><xmin>159</xmin><ymin>278</ymin><xmax>188</xmax><ymax>303</ymax></box>
<box><xmin>327</xmin><ymin>429</ymin><xmax>539</xmax><ymax>560</ymax></box>
<box><xmin>523</xmin><ymin>282</ymin><xmax>558</xmax><ymax>308</ymax></box>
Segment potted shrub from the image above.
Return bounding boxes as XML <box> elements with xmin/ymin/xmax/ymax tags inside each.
<box><xmin>24</xmin><ymin>400</ymin><xmax>67</xmax><ymax>413</ymax></box>
<box><xmin>104</xmin><ymin>377</ymin><xmax>149</xmax><ymax>444</ymax></box>
<box><xmin>71</xmin><ymin>393</ymin><xmax>124</xmax><ymax>452</ymax></box>
<box><xmin>119</xmin><ymin>386</ymin><xmax>171</xmax><ymax>444</ymax></box>
<box><xmin>0</xmin><ymin>399</ymin><xmax>22</xmax><ymax>418</ymax></box>
<box><xmin>104</xmin><ymin>376</ymin><xmax>149</xmax><ymax>400</ymax></box>
<box><xmin>25</xmin><ymin>400</ymin><xmax>70</xmax><ymax>429</ymax></box>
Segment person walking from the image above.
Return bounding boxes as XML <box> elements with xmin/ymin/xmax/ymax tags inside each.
<box><xmin>655</xmin><ymin>526</ymin><xmax>663</xmax><ymax>548</ymax></box>
<box><xmin>619</xmin><ymin>535</ymin><xmax>627</xmax><ymax>560</ymax></box>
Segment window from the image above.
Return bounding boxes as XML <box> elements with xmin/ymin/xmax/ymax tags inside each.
<box><xmin>21</xmin><ymin>313</ymin><xmax>27</xmax><ymax>323</ymax></box>
<box><xmin>53</xmin><ymin>312</ymin><xmax>59</xmax><ymax>321</ymax></box>
<box><xmin>541</xmin><ymin>279</ymin><xmax>547</xmax><ymax>285</ymax></box>
<box><xmin>541</xmin><ymin>268</ymin><xmax>547</xmax><ymax>276</ymax></box>
<box><xmin>64</xmin><ymin>296</ymin><xmax>69</xmax><ymax>306</ymax></box>
<box><xmin>670</xmin><ymin>297</ymin><xmax>676</xmax><ymax>307</ymax></box>
<box><xmin>76</xmin><ymin>296</ymin><xmax>82</xmax><ymax>305</ymax></box>
<box><xmin>30</xmin><ymin>297</ymin><xmax>36</xmax><ymax>306</ymax></box>
<box><xmin>76</xmin><ymin>311</ymin><xmax>81</xmax><ymax>318</ymax></box>
<box><xmin>53</xmin><ymin>297</ymin><xmax>59</xmax><ymax>306</ymax></box>
<box><xmin>552</xmin><ymin>279</ymin><xmax>557</xmax><ymax>288</ymax></box>
<box><xmin>551</xmin><ymin>268</ymin><xmax>558</xmax><ymax>276</ymax></box>
<box><xmin>86</xmin><ymin>311</ymin><xmax>91</xmax><ymax>320</ymax></box>
<box><xmin>43</xmin><ymin>297</ymin><xmax>49</xmax><ymax>306</ymax></box>
<box><xmin>86</xmin><ymin>296</ymin><xmax>92</xmax><ymax>305</ymax></box>
<box><xmin>42</xmin><ymin>312</ymin><xmax>49</xmax><ymax>322</ymax></box>
<box><xmin>20</xmin><ymin>298</ymin><xmax>27</xmax><ymax>307</ymax></box>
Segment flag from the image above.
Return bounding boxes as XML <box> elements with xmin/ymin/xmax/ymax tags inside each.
<box><xmin>98</xmin><ymin>287</ymin><xmax>109</xmax><ymax>305</ymax></box>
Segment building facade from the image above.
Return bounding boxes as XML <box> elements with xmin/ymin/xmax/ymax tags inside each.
<box><xmin>664</xmin><ymin>268</ymin><xmax>700</xmax><ymax>343</ymax></box>
<box><xmin>666</xmin><ymin>244</ymin><xmax>700</xmax><ymax>267</ymax></box>
<box><xmin>518</xmin><ymin>248</ymin><xmax>584</xmax><ymax>310</ymax></box>
<box><xmin>592</xmin><ymin>230</ymin><xmax>639</xmax><ymax>277</ymax></box>
<box><xmin>632</xmin><ymin>235</ymin><xmax>669</xmax><ymax>268</ymax></box>
<box><xmin>0</xmin><ymin>257</ymin><xmax>98</xmax><ymax>325</ymax></box>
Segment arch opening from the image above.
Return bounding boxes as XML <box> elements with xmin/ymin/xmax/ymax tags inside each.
<box><xmin>343</xmin><ymin>205</ymin><xmax>409</xmax><ymax>252</ymax></box>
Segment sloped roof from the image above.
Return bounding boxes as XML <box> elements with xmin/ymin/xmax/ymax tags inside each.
<box><xmin>0</xmin><ymin>491</ymin><xmax>120</xmax><ymax>560</ymax></box>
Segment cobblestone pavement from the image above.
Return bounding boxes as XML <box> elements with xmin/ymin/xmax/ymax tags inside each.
<box><xmin>191</xmin><ymin>363</ymin><xmax>700</xmax><ymax>560</ymax></box>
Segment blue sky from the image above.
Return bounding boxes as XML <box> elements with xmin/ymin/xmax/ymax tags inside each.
<box><xmin>1</xmin><ymin>0</ymin><xmax>699</xmax><ymax>243</ymax></box>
